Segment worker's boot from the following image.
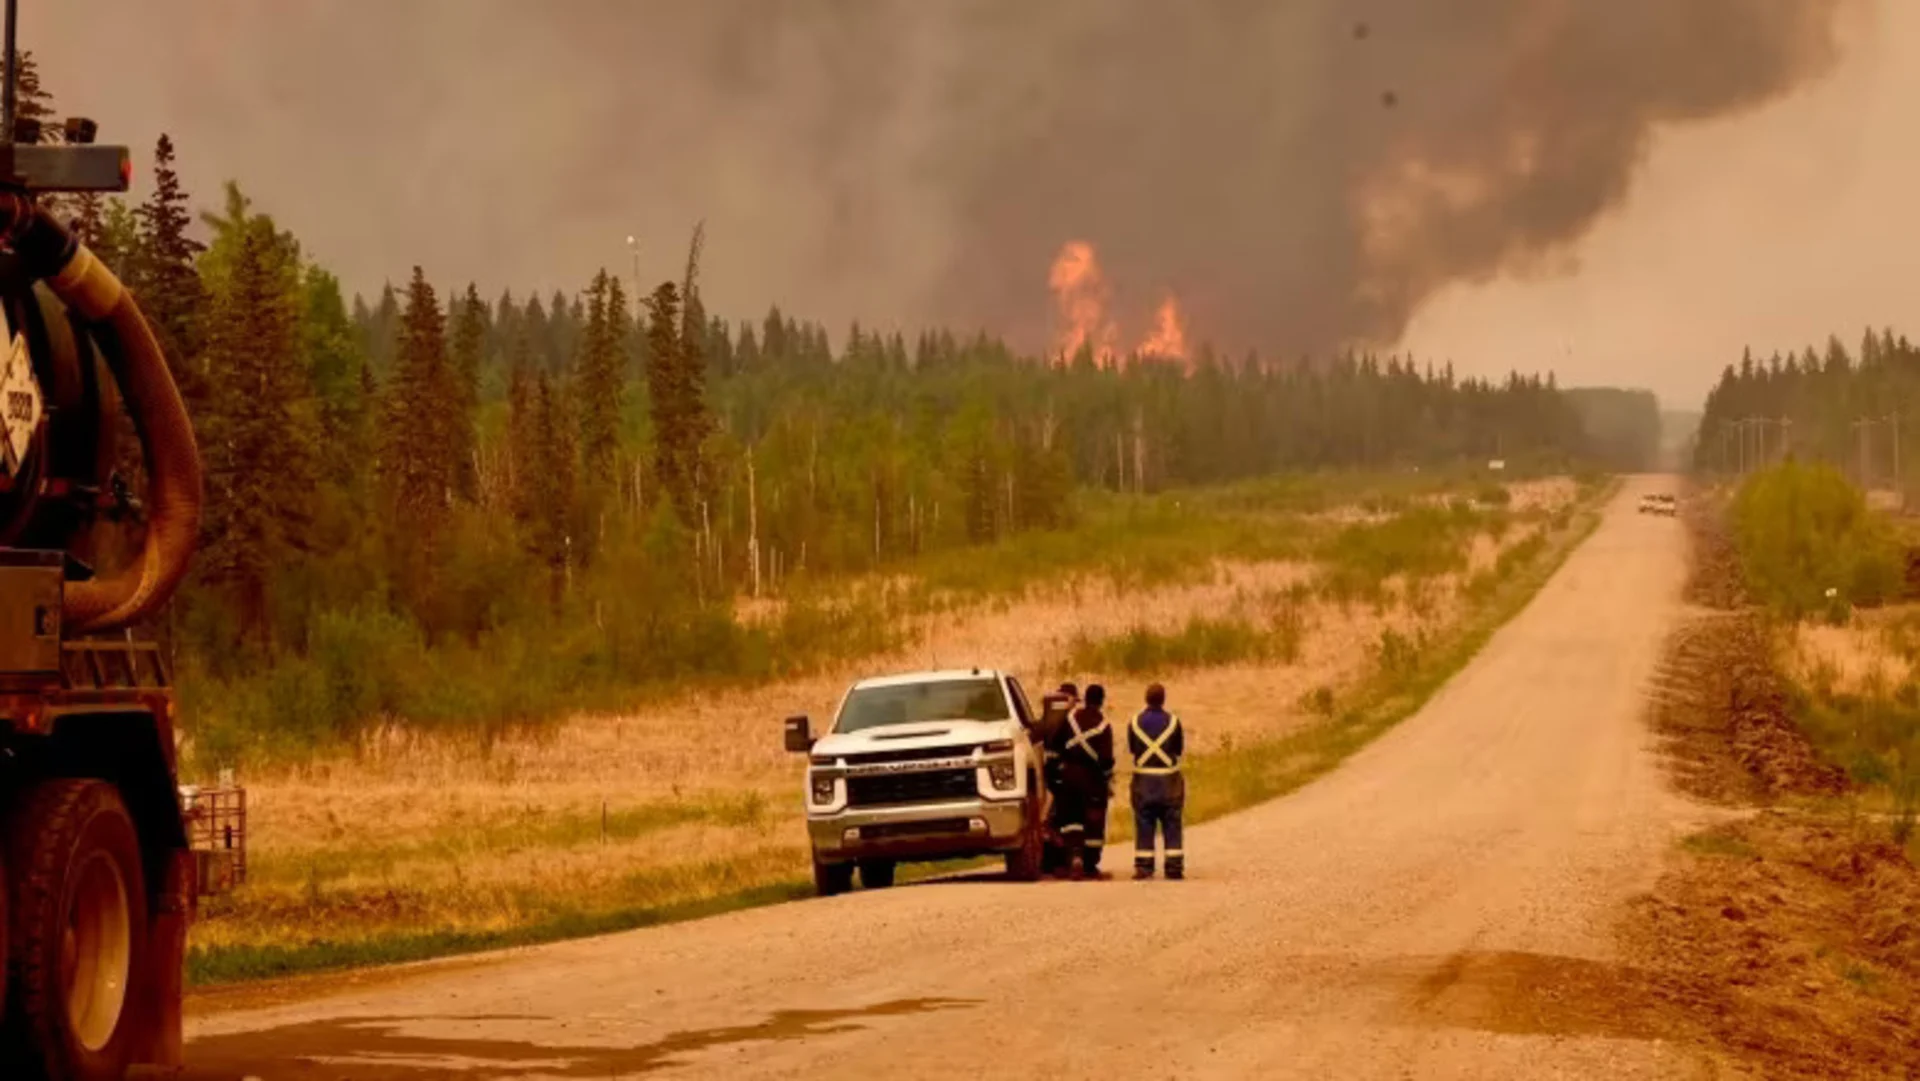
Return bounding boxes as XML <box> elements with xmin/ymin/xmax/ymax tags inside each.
<box><xmin>1166</xmin><ymin>855</ymin><xmax>1185</xmax><ymax>881</ymax></box>
<box><xmin>1133</xmin><ymin>858</ymin><xmax>1154</xmax><ymax>881</ymax></box>
<box><xmin>1082</xmin><ymin>849</ymin><xmax>1107</xmax><ymax>881</ymax></box>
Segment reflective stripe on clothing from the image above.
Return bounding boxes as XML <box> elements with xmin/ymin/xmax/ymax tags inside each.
<box><xmin>1065</xmin><ymin>714</ymin><xmax>1109</xmax><ymax>762</ymax></box>
<box><xmin>1130</xmin><ymin>711</ymin><xmax>1182</xmax><ymax>774</ymax></box>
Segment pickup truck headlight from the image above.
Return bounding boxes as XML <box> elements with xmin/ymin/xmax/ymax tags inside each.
<box><xmin>811</xmin><ymin>775</ymin><xmax>836</xmax><ymax>803</ymax></box>
<box><xmin>989</xmin><ymin>761</ymin><xmax>1018</xmax><ymax>790</ymax></box>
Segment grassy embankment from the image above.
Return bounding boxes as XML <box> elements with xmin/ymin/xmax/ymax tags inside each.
<box><xmin>1724</xmin><ymin>461</ymin><xmax>1920</xmax><ymax>847</ymax></box>
<box><xmin>187</xmin><ymin>468</ymin><xmax>1610</xmax><ymax>987</ymax></box>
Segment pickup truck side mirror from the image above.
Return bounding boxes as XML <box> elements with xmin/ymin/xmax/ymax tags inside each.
<box><xmin>784</xmin><ymin>715</ymin><xmax>815</xmax><ymax>753</ymax></box>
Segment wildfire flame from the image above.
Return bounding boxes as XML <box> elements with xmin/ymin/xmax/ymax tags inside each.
<box><xmin>1048</xmin><ymin>240</ymin><xmax>1119</xmax><ymax>365</ymax></box>
<box><xmin>1138</xmin><ymin>295</ymin><xmax>1189</xmax><ymax>361</ymax></box>
<box><xmin>1047</xmin><ymin>240</ymin><xmax>1191</xmax><ymax>369</ymax></box>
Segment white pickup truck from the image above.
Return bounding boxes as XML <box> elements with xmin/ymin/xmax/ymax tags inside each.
<box><xmin>784</xmin><ymin>668</ymin><xmax>1050</xmax><ymax>895</ymax></box>
<box><xmin>1638</xmin><ymin>493</ymin><xmax>1678</xmax><ymax>517</ymax></box>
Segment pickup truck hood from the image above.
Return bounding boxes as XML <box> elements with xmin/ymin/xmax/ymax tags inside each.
<box><xmin>812</xmin><ymin>719</ymin><xmax>1018</xmax><ymax>759</ymax></box>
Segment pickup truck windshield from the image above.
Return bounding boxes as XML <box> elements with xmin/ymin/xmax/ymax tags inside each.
<box><xmin>835</xmin><ymin>677</ymin><xmax>1009</xmax><ymax>733</ymax></box>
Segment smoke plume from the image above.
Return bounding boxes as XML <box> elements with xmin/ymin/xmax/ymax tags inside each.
<box><xmin>36</xmin><ymin>0</ymin><xmax>1852</xmax><ymax>358</ymax></box>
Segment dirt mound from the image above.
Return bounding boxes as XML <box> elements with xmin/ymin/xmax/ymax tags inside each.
<box><xmin>1623</xmin><ymin>814</ymin><xmax>1920</xmax><ymax>1080</ymax></box>
<box><xmin>1682</xmin><ymin>494</ymin><xmax>1746</xmax><ymax>610</ymax></box>
<box><xmin>1649</xmin><ymin>613</ymin><xmax>1851</xmax><ymax>805</ymax></box>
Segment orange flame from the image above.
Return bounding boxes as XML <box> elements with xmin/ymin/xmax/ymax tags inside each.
<box><xmin>1047</xmin><ymin>239</ymin><xmax>1193</xmax><ymax>369</ymax></box>
<box><xmin>1138</xmin><ymin>295</ymin><xmax>1189</xmax><ymax>363</ymax></box>
<box><xmin>1049</xmin><ymin>240</ymin><xmax>1119</xmax><ymax>365</ymax></box>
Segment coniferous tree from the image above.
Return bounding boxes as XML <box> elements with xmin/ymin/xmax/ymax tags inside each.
<box><xmin>643</xmin><ymin>255</ymin><xmax>716</xmax><ymax>526</ymax></box>
<box><xmin>198</xmin><ymin>214</ymin><xmax>315</xmax><ymax>650</ymax></box>
<box><xmin>301</xmin><ymin>268</ymin><xmax>369</xmax><ymax>488</ymax></box>
<box><xmin>3</xmin><ymin>50</ymin><xmax>56</xmax><ymax>128</ymax></box>
<box><xmin>643</xmin><ymin>280</ymin><xmax>691</xmax><ymax>519</ymax></box>
<box><xmin>530</xmin><ymin>371</ymin><xmax>577</xmax><ymax>608</ymax></box>
<box><xmin>506</xmin><ymin>329</ymin><xmax>537</xmax><ymax>528</ymax></box>
<box><xmin>380</xmin><ymin>268</ymin><xmax>459</xmax><ymax>631</ymax></box>
<box><xmin>2</xmin><ymin>51</ymin><xmax>62</xmax><ymax>214</ymax></box>
<box><xmin>134</xmin><ymin>135</ymin><xmax>208</xmax><ymax>404</ymax></box>
<box><xmin>449</xmin><ymin>284</ymin><xmax>487</xmax><ymax>500</ymax></box>
<box><xmin>577</xmin><ymin>270</ymin><xmax>622</xmax><ymax>484</ymax></box>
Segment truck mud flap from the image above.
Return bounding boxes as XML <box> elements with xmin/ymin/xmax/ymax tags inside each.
<box><xmin>137</xmin><ymin>849</ymin><xmax>196</xmax><ymax>1069</ymax></box>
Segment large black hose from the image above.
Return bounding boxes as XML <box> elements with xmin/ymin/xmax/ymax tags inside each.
<box><xmin>1</xmin><ymin>193</ymin><xmax>202</xmax><ymax>633</ymax></box>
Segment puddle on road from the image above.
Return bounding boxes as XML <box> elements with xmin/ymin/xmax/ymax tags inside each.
<box><xmin>187</xmin><ymin>996</ymin><xmax>979</xmax><ymax>1079</ymax></box>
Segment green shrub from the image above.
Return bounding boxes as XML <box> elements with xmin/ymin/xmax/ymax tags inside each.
<box><xmin>1066</xmin><ymin>606</ymin><xmax>1305</xmax><ymax>676</ymax></box>
<box><xmin>1317</xmin><ymin>503</ymin><xmax>1486</xmax><ymax>600</ymax></box>
<box><xmin>1374</xmin><ymin>628</ymin><xmax>1422</xmax><ymax>678</ymax></box>
<box><xmin>1473</xmin><ymin>483</ymin><xmax>1512</xmax><ymax>507</ymax></box>
<box><xmin>1731</xmin><ymin>461</ymin><xmax>1903</xmax><ymax>618</ymax></box>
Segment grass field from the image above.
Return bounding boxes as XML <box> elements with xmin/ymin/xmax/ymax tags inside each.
<box><xmin>1781</xmin><ymin>612</ymin><xmax>1920</xmax><ymax>845</ymax></box>
<box><xmin>187</xmin><ymin>471</ymin><xmax>1602</xmax><ymax>986</ymax></box>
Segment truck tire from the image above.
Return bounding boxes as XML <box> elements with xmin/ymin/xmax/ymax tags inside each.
<box><xmin>857</xmin><ymin>860</ymin><xmax>896</xmax><ymax>890</ymax></box>
<box><xmin>3</xmin><ymin>779</ymin><xmax>152</xmax><ymax>1081</ymax></box>
<box><xmin>1004</xmin><ymin>779</ymin><xmax>1045</xmax><ymax>882</ymax></box>
<box><xmin>812</xmin><ymin>852</ymin><xmax>854</xmax><ymax>897</ymax></box>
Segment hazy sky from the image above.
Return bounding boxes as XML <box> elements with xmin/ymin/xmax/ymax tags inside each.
<box><xmin>1405</xmin><ymin>0</ymin><xmax>1913</xmax><ymax>408</ymax></box>
<box><xmin>28</xmin><ymin>0</ymin><xmax>1904</xmax><ymax>409</ymax></box>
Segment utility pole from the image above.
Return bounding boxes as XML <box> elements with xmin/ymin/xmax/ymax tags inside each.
<box><xmin>625</xmin><ymin>235</ymin><xmax>641</xmax><ymax>308</ymax></box>
<box><xmin>1888</xmin><ymin>412</ymin><xmax>1902</xmax><ymax>503</ymax></box>
<box><xmin>1854</xmin><ymin>417</ymin><xmax>1874</xmax><ymax>488</ymax></box>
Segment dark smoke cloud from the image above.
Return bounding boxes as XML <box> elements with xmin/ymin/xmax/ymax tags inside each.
<box><xmin>32</xmin><ymin>0</ymin><xmax>1849</xmax><ymax>358</ymax></box>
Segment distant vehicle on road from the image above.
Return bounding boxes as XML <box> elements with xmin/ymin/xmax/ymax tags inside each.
<box><xmin>1639</xmin><ymin>493</ymin><xmax>1678</xmax><ymax>517</ymax></box>
<box><xmin>784</xmin><ymin>669</ymin><xmax>1050</xmax><ymax>895</ymax></box>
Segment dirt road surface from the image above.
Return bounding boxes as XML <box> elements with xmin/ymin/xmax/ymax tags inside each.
<box><xmin>187</xmin><ymin>478</ymin><xmax>1709</xmax><ymax>1080</ymax></box>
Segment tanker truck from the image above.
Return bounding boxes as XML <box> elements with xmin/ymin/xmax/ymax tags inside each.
<box><xmin>0</xmin><ymin>3</ymin><xmax>211</xmax><ymax>1077</ymax></box>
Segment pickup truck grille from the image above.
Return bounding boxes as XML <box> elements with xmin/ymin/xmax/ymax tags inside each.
<box><xmin>841</xmin><ymin>746</ymin><xmax>975</xmax><ymax>766</ymax></box>
<box><xmin>846</xmin><ymin>768</ymin><xmax>978</xmax><ymax>807</ymax></box>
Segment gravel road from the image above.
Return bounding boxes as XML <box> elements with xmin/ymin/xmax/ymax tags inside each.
<box><xmin>186</xmin><ymin>478</ymin><xmax>1703</xmax><ymax>1080</ymax></box>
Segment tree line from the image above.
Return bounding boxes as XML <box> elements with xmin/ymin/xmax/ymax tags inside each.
<box><xmin>1695</xmin><ymin>329</ymin><xmax>1920</xmax><ymax>489</ymax></box>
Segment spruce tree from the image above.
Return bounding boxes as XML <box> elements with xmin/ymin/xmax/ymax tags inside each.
<box><xmin>577</xmin><ymin>270</ymin><xmax>627</xmax><ymax>492</ymax></box>
<box><xmin>3</xmin><ymin>50</ymin><xmax>56</xmax><ymax>128</ymax></box>
<box><xmin>449</xmin><ymin>284</ymin><xmax>486</xmax><ymax>500</ymax></box>
<box><xmin>133</xmin><ymin>135</ymin><xmax>208</xmax><ymax>405</ymax></box>
<box><xmin>643</xmin><ymin>274</ymin><xmax>714</xmax><ymax>524</ymax></box>
<box><xmin>530</xmin><ymin>371</ymin><xmax>577</xmax><ymax>608</ymax></box>
<box><xmin>380</xmin><ymin>268</ymin><xmax>458</xmax><ymax>630</ymax></box>
<box><xmin>199</xmin><ymin>216</ymin><xmax>315</xmax><ymax>650</ymax></box>
<box><xmin>301</xmin><ymin>268</ymin><xmax>368</xmax><ymax>487</ymax></box>
<box><xmin>3</xmin><ymin>52</ymin><xmax>67</xmax><ymax>217</ymax></box>
<box><xmin>505</xmin><ymin>328</ymin><xmax>536</xmax><ymax>529</ymax></box>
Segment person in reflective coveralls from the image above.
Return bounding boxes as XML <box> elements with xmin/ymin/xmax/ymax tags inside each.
<box><xmin>1043</xmin><ymin>683</ymin><xmax>1115</xmax><ymax>879</ymax></box>
<box><xmin>1128</xmin><ymin>682</ymin><xmax>1186</xmax><ymax>880</ymax></box>
<box><xmin>1039</xmin><ymin>682</ymin><xmax>1080</xmax><ymax>878</ymax></box>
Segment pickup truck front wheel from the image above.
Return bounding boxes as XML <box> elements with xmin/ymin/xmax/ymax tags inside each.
<box><xmin>1004</xmin><ymin>778</ymin><xmax>1045</xmax><ymax>882</ymax></box>
<box><xmin>857</xmin><ymin>860</ymin><xmax>896</xmax><ymax>889</ymax></box>
<box><xmin>812</xmin><ymin>852</ymin><xmax>854</xmax><ymax>897</ymax></box>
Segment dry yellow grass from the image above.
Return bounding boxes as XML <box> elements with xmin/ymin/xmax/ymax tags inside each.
<box><xmin>200</xmin><ymin>479</ymin><xmax>1579</xmax><ymax>965</ymax></box>
<box><xmin>1782</xmin><ymin>613</ymin><xmax>1915</xmax><ymax>695</ymax></box>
